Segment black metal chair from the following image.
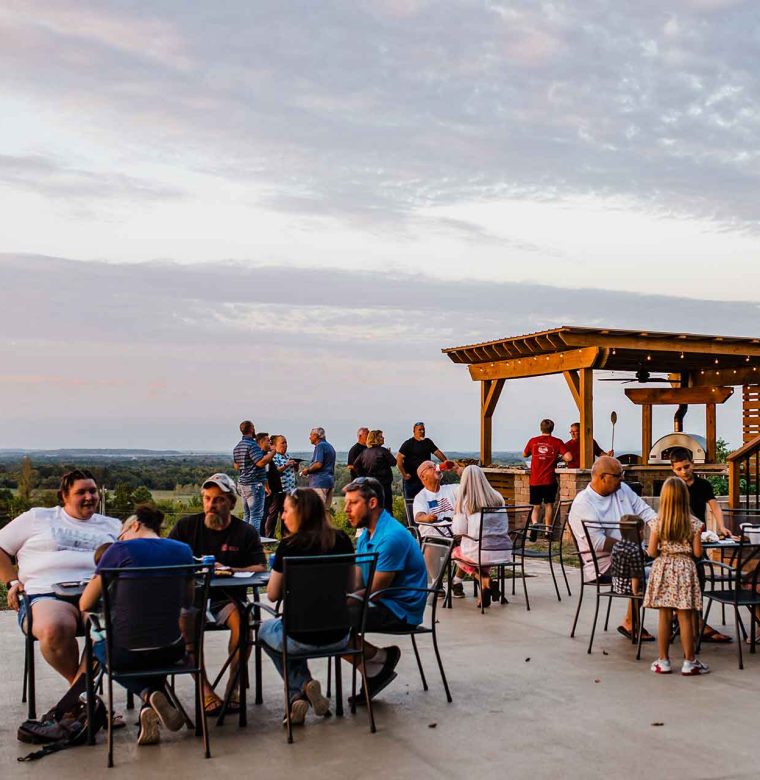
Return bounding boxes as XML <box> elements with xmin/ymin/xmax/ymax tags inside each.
<box><xmin>20</xmin><ymin>590</ymin><xmax>90</xmax><ymax>720</ymax></box>
<box><xmin>573</xmin><ymin>520</ymin><xmax>646</xmax><ymax>656</ymax></box>
<box><xmin>517</xmin><ymin>499</ymin><xmax>574</xmax><ymax>600</ymax></box>
<box><xmin>360</xmin><ymin>536</ymin><xmax>454</xmax><ymax>702</ymax></box>
<box><xmin>404</xmin><ymin>498</ymin><xmax>421</xmax><ymax>544</ymax></box>
<box><xmin>698</xmin><ymin>532</ymin><xmax>760</xmax><ymax>669</ymax></box>
<box><xmin>84</xmin><ymin>563</ymin><xmax>213</xmax><ymax>767</ymax></box>
<box><xmin>452</xmin><ymin>505</ymin><xmax>527</xmax><ymax>614</ymax></box>
<box><xmin>253</xmin><ymin>552</ymin><xmax>379</xmax><ymax>744</ymax></box>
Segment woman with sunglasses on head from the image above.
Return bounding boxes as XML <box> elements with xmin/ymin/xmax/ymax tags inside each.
<box><xmin>260</xmin><ymin>487</ymin><xmax>354</xmax><ymax>726</ymax></box>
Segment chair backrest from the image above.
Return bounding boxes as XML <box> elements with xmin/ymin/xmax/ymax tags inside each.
<box><xmin>404</xmin><ymin>498</ymin><xmax>417</xmax><ymax>528</ymax></box>
<box><xmin>551</xmin><ymin>499</ymin><xmax>574</xmax><ymax>542</ymax></box>
<box><xmin>420</xmin><ymin>536</ymin><xmax>454</xmax><ymax>592</ymax></box>
<box><xmin>100</xmin><ymin>563</ymin><xmax>211</xmax><ymax>661</ymax></box>
<box><xmin>476</xmin><ymin>506</ymin><xmax>512</xmax><ymax>551</ymax></box>
<box><xmin>281</xmin><ymin>552</ymin><xmax>378</xmax><ymax>638</ymax></box>
<box><xmin>507</xmin><ymin>506</ymin><xmax>534</xmax><ymax>554</ymax></box>
<box><xmin>580</xmin><ymin>520</ymin><xmax>641</xmax><ymax>582</ymax></box>
<box><xmin>728</xmin><ymin>528</ymin><xmax>760</xmax><ymax>596</ymax></box>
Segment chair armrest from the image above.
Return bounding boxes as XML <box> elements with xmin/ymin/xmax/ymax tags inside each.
<box><xmin>369</xmin><ymin>585</ymin><xmax>438</xmax><ymax>600</ymax></box>
<box><xmin>245</xmin><ymin>600</ymin><xmax>280</xmax><ymax>618</ymax></box>
<box><xmin>83</xmin><ymin>612</ymin><xmax>104</xmax><ymax>633</ymax></box>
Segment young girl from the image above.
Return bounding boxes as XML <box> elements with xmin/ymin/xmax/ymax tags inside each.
<box><xmin>643</xmin><ymin>477</ymin><xmax>708</xmax><ymax>675</ymax></box>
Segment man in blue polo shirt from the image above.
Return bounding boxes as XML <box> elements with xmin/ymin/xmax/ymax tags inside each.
<box><xmin>300</xmin><ymin>426</ymin><xmax>337</xmax><ymax>507</ymax></box>
<box><xmin>343</xmin><ymin>477</ymin><xmax>428</xmax><ymax>701</ymax></box>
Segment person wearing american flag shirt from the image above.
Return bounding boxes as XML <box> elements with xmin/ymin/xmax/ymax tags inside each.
<box><xmin>412</xmin><ymin>460</ymin><xmax>466</xmax><ymax>594</ymax></box>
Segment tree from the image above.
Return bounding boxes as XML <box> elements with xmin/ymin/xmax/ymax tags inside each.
<box><xmin>18</xmin><ymin>456</ymin><xmax>36</xmax><ymax>503</ymax></box>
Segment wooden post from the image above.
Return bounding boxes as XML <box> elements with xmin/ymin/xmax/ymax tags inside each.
<box><xmin>480</xmin><ymin>379</ymin><xmax>505</xmax><ymax>466</ymax></box>
<box><xmin>705</xmin><ymin>403</ymin><xmax>716</xmax><ymax>462</ymax></box>
<box><xmin>579</xmin><ymin>368</ymin><xmax>594</xmax><ymax>468</ymax></box>
<box><xmin>728</xmin><ymin>460</ymin><xmax>741</xmax><ymax>509</ymax></box>
<box><xmin>642</xmin><ymin>404</ymin><xmax>652</xmax><ymax>463</ymax></box>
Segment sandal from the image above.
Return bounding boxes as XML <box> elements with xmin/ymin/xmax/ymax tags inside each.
<box><xmin>702</xmin><ymin>630</ymin><xmax>733</xmax><ymax>643</ymax></box>
<box><xmin>204</xmin><ymin>693</ymin><xmax>223</xmax><ymax>717</ymax></box>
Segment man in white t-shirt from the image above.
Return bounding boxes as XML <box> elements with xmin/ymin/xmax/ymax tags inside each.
<box><xmin>569</xmin><ymin>456</ymin><xmax>657</xmax><ymax>640</ymax></box>
<box><xmin>412</xmin><ymin>460</ymin><xmax>464</xmax><ymax>593</ymax></box>
<box><xmin>0</xmin><ymin>469</ymin><xmax>121</xmax><ymax>683</ymax></box>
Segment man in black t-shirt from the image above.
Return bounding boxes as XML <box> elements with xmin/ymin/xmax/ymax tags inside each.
<box><xmin>396</xmin><ymin>421</ymin><xmax>447</xmax><ymax>500</ymax></box>
<box><xmin>169</xmin><ymin>472</ymin><xmax>266</xmax><ymax>714</ymax></box>
<box><xmin>669</xmin><ymin>448</ymin><xmax>733</xmax><ymax>644</ymax></box>
<box><xmin>347</xmin><ymin>427</ymin><xmax>369</xmax><ymax>478</ymax></box>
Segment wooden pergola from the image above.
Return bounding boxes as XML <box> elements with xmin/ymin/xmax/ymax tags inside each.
<box><xmin>442</xmin><ymin>326</ymin><xmax>760</xmax><ymax>468</ymax></box>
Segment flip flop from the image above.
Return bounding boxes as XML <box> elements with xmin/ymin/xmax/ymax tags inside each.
<box><xmin>617</xmin><ymin>625</ymin><xmax>655</xmax><ymax>642</ymax></box>
<box><xmin>702</xmin><ymin>631</ymin><xmax>733</xmax><ymax>643</ymax></box>
<box><xmin>204</xmin><ymin>694</ymin><xmax>223</xmax><ymax>717</ymax></box>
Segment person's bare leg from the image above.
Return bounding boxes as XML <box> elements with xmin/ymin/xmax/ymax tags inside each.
<box><xmin>543</xmin><ymin>502</ymin><xmax>554</xmax><ymax>527</ymax></box>
<box><xmin>657</xmin><ymin>608</ymin><xmax>672</xmax><ymax>660</ymax></box>
<box><xmin>677</xmin><ymin>609</ymin><xmax>695</xmax><ymax>661</ymax></box>
<box><xmin>30</xmin><ymin>600</ymin><xmax>81</xmax><ymax>683</ymax></box>
<box><xmin>530</xmin><ymin>505</ymin><xmax>541</xmax><ymax>525</ymax></box>
<box><xmin>223</xmin><ymin>608</ymin><xmax>250</xmax><ymax>700</ymax></box>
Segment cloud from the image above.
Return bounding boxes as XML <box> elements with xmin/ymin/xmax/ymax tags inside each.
<box><xmin>1</xmin><ymin>1</ymin><xmax>759</xmax><ymax>231</ymax></box>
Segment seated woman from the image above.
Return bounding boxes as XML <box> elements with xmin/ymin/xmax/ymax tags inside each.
<box><xmin>451</xmin><ymin>465</ymin><xmax>512</xmax><ymax>608</ymax></box>
<box><xmin>259</xmin><ymin>487</ymin><xmax>354</xmax><ymax>726</ymax></box>
<box><xmin>80</xmin><ymin>505</ymin><xmax>195</xmax><ymax>746</ymax></box>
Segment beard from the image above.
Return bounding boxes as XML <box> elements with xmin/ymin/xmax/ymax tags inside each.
<box><xmin>204</xmin><ymin>512</ymin><xmax>227</xmax><ymax>530</ymax></box>
<box><xmin>352</xmin><ymin>510</ymin><xmax>371</xmax><ymax>529</ymax></box>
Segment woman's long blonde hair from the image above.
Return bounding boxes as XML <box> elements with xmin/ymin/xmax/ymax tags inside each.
<box><xmin>657</xmin><ymin>476</ymin><xmax>693</xmax><ymax>542</ymax></box>
<box><xmin>455</xmin><ymin>465</ymin><xmax>505</xmax><ymax>515</ymax></box>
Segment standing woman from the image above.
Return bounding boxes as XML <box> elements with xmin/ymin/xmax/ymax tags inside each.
<box><xmin>451</xmin><ymin>465</ymin><xmax>512</xmax><ymax>608</ymax></box>
<box><xmin>259</xmin><ymin>488</ymin><xmax>355</xmax><ymax>725</ymax></box>
<box><xmin>353</xmin><ymin>430</ymin><xmax>396</xmax><ymax>511</ymax></box>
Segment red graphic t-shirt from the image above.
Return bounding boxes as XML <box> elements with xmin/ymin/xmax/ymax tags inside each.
<box><xmin>523</xmin><ymin>435</ymin><xmax>568</xmax><ymax>486</ymax></box>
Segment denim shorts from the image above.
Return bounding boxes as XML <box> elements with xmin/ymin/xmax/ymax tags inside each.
<box><xmin>16</xmin><ymin>592</ymin><xmax>57</xmax><ymax>633</ymax></box>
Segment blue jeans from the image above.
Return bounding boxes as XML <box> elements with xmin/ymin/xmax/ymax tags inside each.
<box><xmin>250</xmin><ymin>483</ymin><xmax>266</xmax><ymax>533</ymax></box>
<box><xmin>239</xmin><ymin>483</ymin><xmax>255</xmax><ymax>525</ymax></box>
<box><xmin>258</xmin><ymin>619</ymin><xmax>349</xmax><ymax>703</ymax></box>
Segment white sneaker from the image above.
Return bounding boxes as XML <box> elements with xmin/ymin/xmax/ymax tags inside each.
<box><xmin>304</xmin><ymin>679</ymin><xmax>330</xmax><ymax>717</ymax></box>
<box><xmin>650</xmin><ymin>658</ymin><xmax>672</xmax><ymax>674</ymax></box>
<box><xmin>682</xmin><ymin>658</ymin><xmax>710</xmax><ymax>676</ymax></box>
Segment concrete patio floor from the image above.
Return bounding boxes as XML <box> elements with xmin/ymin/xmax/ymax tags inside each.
<box><xmin>3</xmin><ymin>562</ymin><xmax>758</xmax><ymax>780</ymax></box>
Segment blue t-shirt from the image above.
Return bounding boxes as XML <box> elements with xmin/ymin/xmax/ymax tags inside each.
<box><xmin>308</xmin><ymin>440</ymin><xmax>336</xmax><ymax>489</ymax></box>
<box><xmin>96</xmin><ymin>538</ymin><xmax>195</xmax><ymax>649</ymax></box>
<box><xmin>356</xmin><ymin>510</ymin><xmax>427</xmax><ymax>625</ymax></box>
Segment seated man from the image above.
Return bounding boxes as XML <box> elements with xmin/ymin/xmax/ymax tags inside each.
<box><xmin>412</xmin><ymin>460</ymin><xmax>464</xmax><ymax>595</ymax></box>
<box><xmin>0</xmin><ymin>469</ymin><xmax>121</xmax><ymax>684</ymax></box>
<box><xmin>169</xmin><ymin>472</ymin><xmax>266</xmax><ymax>715</ymax></box>
<box><xmin>569</xmin><ymin>456</ymin><xmax>657</xmax><ymax>639</ymax></box>
<box><xmin>343</xmin><ymin>477</ymin><xmax>428</xmax><ymax>701</ymax></box>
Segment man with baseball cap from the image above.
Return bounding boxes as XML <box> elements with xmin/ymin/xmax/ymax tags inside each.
<box><xmin>169</xmin><ymin>473</ymin><xmax>266</xmax><ymax>715</ymax></box>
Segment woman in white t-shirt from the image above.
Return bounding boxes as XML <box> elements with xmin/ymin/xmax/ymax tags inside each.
<box><xmin>451</xmin><ymin>466</ymin><xmax>512</xmax><ymax>609</ymax></box>
<box><xmin>0</xmin><ymin>469</ymin><xmax>121</xmax><ymax>683</ymax></box>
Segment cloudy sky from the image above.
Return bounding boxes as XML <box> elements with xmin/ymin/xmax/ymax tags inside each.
<box><xmin>1</xmin><ymin>1</ymin><xmax>758</xmax><ymax>452</ymax></box>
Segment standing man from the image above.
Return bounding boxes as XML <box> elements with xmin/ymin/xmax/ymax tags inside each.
<box><xmin>564</xmin><ymin>422</ymin><xmax>611</xmax><ymax>469</ymax></box>
<box><xmin>396</xmin><ymin>422</ymin><xmax>447</xmax><ymax>501</ymax></box>
<box><xmin>669</xmin><ymin>446</ymin><xmax>733</xmax><ymax>644</ymax></box>
<box><xmin>523</xmin><ymin>418</ymin><xmax>572</xmax><ymax>534</ymax></box>
<box><xmin>301</xmin><ymin>427</ymin><xmax>336</xmax><ymax>507</ymax></box>
<box><xmin>233</xmin><ymin>420</ymin><xmax>257</xmax><ymax>526</ymax></box>
<box><xmin>568</xmin><ymin>456</ymin><xmax>657</xmax><ymax>640</ymax></box>
<box><xmin>347</xmin><ymin>427</ymin><xmax>369</xmax><ymax>479</ymax></box>
<box><xmin>169</xmin><ymin>472</ymin><xmax>266</xmax><ymax>714</ymax></box>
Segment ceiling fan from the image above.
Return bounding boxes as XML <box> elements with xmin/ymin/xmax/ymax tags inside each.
<box><xmin>598</xmin><ymin>369</ymin><xmax>674</xmax><ymax>384</ymax></box>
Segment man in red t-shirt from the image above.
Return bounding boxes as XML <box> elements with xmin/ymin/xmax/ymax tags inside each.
<box><xmin>564</xmin><ymin>422</ymin><xmax>611</xmax><ymax>469</ymax></box>
<box><xmin>523</xmin><ymin>419</ymin><xmax>571</xmax><ymax>533</ymax></box>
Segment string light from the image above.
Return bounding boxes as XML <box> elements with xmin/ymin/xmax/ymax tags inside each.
<box><xmin>646</xmin><ymin>354</ymin><xmax>652</xmax><ymax>361</ymax></box>
<box><xmin>680</xmin><ymin>352</ymin><xmax>684</xmax><ymax>359</ymax></box>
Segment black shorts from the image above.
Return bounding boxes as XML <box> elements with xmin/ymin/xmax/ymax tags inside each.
<box><xmin>349</xmin><ymin>600</ymin><xmax>410</xmax><ymax>633</ymax></box>
<box><xmin>529</xmin><ymin>483</ymin><xmax>557</xmax><ymax>505</ymax></box>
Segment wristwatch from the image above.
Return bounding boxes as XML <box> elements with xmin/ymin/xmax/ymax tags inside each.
<box><xmin>6</xmin><ymin>579</ymin><xmax>20</xmax><ymax>589</ymax></box>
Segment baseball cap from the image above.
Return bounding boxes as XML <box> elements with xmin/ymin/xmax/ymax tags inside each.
<box><xmin>202</xmin><ymin>473</ymin><xmax>239</xmax><ymax>496</ymax></box>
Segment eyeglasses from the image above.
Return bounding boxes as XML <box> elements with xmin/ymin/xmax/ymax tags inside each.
<box><xmin>414</xmin><ymin>421</ymin><xmax>425</xmax><ymax>427</ymax></box>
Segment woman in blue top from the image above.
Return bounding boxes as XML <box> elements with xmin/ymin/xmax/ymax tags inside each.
<box><xmin>80</xmin><ymin>505</ymin><xmax>194</xmax><ymax>746</ymax></box>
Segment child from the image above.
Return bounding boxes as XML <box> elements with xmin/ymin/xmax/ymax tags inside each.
<box><xmin>643</xmin><ymin>477</ymin><xmax>708</xmax><ymax>675</ymax></box>
<box><xmin>611</xmin><ymin>515</ymin><xmax>645</xmax><ymax>596</ymax></box>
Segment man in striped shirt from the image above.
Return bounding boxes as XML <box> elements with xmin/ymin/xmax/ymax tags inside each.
<box><xmin>233</xmin><ymin>421</ymin><xmax>275</xmax><ymax>531</ymax></box>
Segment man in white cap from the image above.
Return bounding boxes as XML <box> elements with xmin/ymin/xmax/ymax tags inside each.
<box><xmin>169</xmin><ymin>473</ymin><xmax>266</xmax><ymax>715</ymax></box>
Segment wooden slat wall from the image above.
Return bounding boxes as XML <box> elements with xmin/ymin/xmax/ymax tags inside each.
<box><xmin>744</xmin><ymin>385</ymin><xmax>760</xmax><ymax>444</ymax></box>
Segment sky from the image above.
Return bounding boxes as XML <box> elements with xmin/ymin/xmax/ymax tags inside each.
<box><xmin>1</xmin><ymin>0</ymin><xmax>759</xmax><ymax>452</ymax></box>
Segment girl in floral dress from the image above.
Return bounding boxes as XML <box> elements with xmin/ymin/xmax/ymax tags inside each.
<box><xmin>643</xmin><ymin>476</ymin><xmax>708</xmax><ymax>675</ymax></box>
